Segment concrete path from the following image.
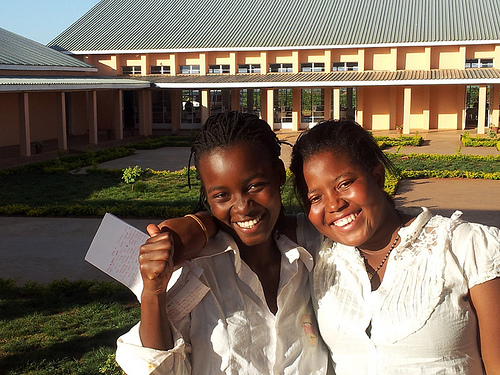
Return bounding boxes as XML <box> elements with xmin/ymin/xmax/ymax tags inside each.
<box><xmin>0</xmin><ymin>130</ymin><xmax>498</xmax><ymax>285</ymax></box>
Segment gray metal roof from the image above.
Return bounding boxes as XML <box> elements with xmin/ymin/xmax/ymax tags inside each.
<box><xmin>0</xmin><ymin>28</ymin><xmax>96</xmax><ymax>71</ymax></box>
<box><xmin>48</xmin><ymin>0</ymin><xmax>500</xmax><ymax>53</ymax></box>
<box><xmin>0</xmin><ymin>76</ymin><xmax>151</xmax><ymax>92</ymax></box>
<box><xmin>142</xmin><ymin>68</ymin><xmax>500</xmax><ymax>88</ymax></box>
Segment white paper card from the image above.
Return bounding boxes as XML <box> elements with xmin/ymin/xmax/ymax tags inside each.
<box><xmin>85</xmin><ymin>213</ymin><xmax>148</xmax><ymax>300</ymax></box>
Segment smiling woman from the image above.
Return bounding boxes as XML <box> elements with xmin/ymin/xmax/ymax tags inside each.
<box><xmin>115</xmin><ymin>111</ymin><xmax>331</xmax><ymax>375</ymax></box>
<box><xmin>290</xmin><ymin>120</ymin><xmax>500</xmax><ymax>374</ymax></box>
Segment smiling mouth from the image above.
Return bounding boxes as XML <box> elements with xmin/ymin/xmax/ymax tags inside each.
<box><xmin>235</xmin><ymin>215</ymin><xmax>263</xmax><ymax>229</ymax></box>
<box><xmin>333</xmin><ymin>213</ymin><xmax>358</xmax><ymax>227</ymax></box>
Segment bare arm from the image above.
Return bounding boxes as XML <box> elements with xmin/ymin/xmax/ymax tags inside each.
<box><xmin>156</xmin><ymin>212</ymin><xmax>218</xmax><ymax>266</ymax></box>
<box><xmin>469</xmin><ymin>277</ymin><xmax>500</xmax><ymax>374</ymax></box>
<box><xmin>138</xmin><ymin>227</ymin><xmax>176</xmax><ymax>350</ymax></box>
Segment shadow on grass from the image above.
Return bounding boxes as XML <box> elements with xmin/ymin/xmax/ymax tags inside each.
<box><xmin>0</xmin><ymin>326</ymin><xmax>131</xmax><ymax>374</ymax></box>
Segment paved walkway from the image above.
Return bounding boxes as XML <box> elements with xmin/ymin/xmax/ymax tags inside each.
<box><xmin>0</xmin><ymin>129</ymin><xmax>498</xmax><ymax>285</ymax></box>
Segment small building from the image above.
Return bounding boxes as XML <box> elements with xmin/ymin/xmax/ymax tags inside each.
<box><xmin>0</xmin><ymin>27</ymin><xmax>149</xmax><ymax>157</ymax></box>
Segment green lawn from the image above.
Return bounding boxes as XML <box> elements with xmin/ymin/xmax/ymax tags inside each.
<box><xmin>0</xmin><ymin>279</ymin><xmax>138</xmax><ymax>375</ymax></box>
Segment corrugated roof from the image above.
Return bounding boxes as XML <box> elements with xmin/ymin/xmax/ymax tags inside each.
<box><xmin>0</xmin><ymin>28</ymin><xmax>95</xmax><ymax>70</ymax></box>
<box><xmin>141</xmin><ymin>69</ymin><xmax>500</xmax><ymax>88</ymax></box>
<box><xmin>48</xmin><ymin>0</ymin><xmax>500</xmax><ymax>53</ymax></box>
<box><xmin>0</xmin><ymin>76</ymin><xmax>151</xmax><ymax>92</ymax></box>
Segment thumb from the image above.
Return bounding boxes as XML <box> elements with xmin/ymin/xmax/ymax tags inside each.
<box><xmin>146</xmin><ymin>224</ymin><xmax>161</xmax><ymax>237</ymax></box>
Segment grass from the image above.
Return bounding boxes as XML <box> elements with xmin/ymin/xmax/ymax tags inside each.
<box><xmin>0</xmin><ymin>153</ymin><xmax>499</xmax><ymax>218</ymax></box>
<box><xmin>0</xmin><ymin>279</ymin><xmax>139</xmax><ymax>375</ymax></box>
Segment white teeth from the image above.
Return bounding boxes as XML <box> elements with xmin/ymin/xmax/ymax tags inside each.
<box><xmin>236</xmin><ymin>216</ymin><xmax>262</xmax><ymax>229</ymax></box>
<box><xmin>333</xmin><ymin>213</ymin><xmax>357</xmax><ymax>227</ymax></box>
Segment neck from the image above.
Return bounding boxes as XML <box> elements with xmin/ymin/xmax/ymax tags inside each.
<box><xmin>359</xmin><ymin>207</ymin><xmax>401</xmax><ymax>252</ymax></box>
<box><xmin>237</xmin><ymin>235</ymin><xmax>281</xmax><ymax>271</ymax></box>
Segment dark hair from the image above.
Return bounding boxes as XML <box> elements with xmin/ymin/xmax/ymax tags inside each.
<box><xmin>289</xmin><ymin>119</ymin><xmax>396</xmax><ymax>205</ymax></box>
<box><xmin>190</xmin><ymin>110</ymin><xmax>283</xmax><ymax>212</ymax></box>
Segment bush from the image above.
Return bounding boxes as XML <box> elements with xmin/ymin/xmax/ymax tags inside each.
<box><xmin>461</xmin><ymin>131</ymin><xmax>498</xmax><ymax>147</ymax></box>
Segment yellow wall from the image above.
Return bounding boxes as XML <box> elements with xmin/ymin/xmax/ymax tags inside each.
<box><xmin>430</xmin><ymin>85</ymin><xmax>464</xmax><ymax>129</ymax></box>
<box><xmin>398</xmin><ymin>47</ymin><xmax>430</xmax><ymax>70</ymax></box>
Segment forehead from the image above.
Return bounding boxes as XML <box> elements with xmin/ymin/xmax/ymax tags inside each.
<box><xmin>198</xmin><ymin>143</ymin><xmax>277</xmax><ymax>184</ymax></box>
<box><xmin>303</xmin><ymin>150</ymin><xmax>363</xmax><ymax>179</ymax></box>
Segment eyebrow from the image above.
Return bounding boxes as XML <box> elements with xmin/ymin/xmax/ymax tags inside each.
<box><xmin>205</xmin><ymin>172</ymin><xmax>267</xmax><ymax>194</ymax></box>
<box><xmin>306</xmin><ymin>173</ymin><xmax>352</xmax><ymax>195</ymax></box>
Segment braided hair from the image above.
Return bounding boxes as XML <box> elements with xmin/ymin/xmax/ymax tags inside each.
<box><xmin>290</xmin><ymin>119</ymin><xmax>396</xmax><ymax>206</ymax></box>
<box><xmin>190</xmin><ymin>110</ymin><xmax>283</xmax><ymax>213</ymax></box>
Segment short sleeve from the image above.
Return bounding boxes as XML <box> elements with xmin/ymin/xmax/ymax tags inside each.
<box><xmin>451</xmin><ymin>222</ymin><xmax>500</xmax><ymax>288</ymax></box>
<box><xmin>296</xmin><ymin>213</ymin><xmax>323</xmax><ymax>257</ymax></box>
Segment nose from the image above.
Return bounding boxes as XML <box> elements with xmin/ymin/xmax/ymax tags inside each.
<box><xmin>325</xmin><ymin>191</ymin><xmax>346</xmax><ymax>213</ymax></box>
<box><xmin>233</xmin><ymin>194</ymin><xmax>251</xmax><ymax>214</ymax></box>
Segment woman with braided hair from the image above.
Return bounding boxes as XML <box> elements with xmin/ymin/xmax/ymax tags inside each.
<box><xmin>116</xmin><ymin>111</ymin><xmax>331</xmax><ymax>374</ymax></box>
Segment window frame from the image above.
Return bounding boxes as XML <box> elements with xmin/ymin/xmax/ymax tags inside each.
<box><xmin>269</xmin><ymin>63</ymin><xmax>293</xmax><ymax>73</ymax></box>
<box><xmin>301</xmin><ymin>62</ymin><xmax>325</xmax><ymax>72</ymax></box>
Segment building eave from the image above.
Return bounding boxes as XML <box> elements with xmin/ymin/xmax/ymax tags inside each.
<box><xmin>62</xmin><ymin>39</ymin><xmax>500</xmax><ymax>56</ymax></box>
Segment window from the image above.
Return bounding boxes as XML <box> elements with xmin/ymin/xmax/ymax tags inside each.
<box><xmin>240</xmin><ymin>89</ymin><xmax>261</xmax><ymax>116</ymax></box>
<box><xmin>208</xmin><ymin>64</ymin><xmax>230</xmax><ymax>74</ymax></box>
<box><xmin>179</xmin><ymin>65</ymin><xmax>200</xmax><ymax>74</ymax></box>
<box><xmin>269</xmin><ymin>63</ymin><xmax>293</xmax><ymax>73</ymax></box>
<box><xmin>332</xmin><ymin>62</ymin><xmax>358</xmax><ymax>71</ymax></box>
<box><xmin>465</xmin><ymin>59</ymin><xmax>493</xmax><ymax>68</ymax></box>
<box><xmin>301</xmin><ymin>88</ymin><xmax>324</xmax><ymax>124</ymax></box>
<box><xmin>150</xmin><ymin>65</ymin><xmax>171</xmax><ymax>74</ymax></box>
<box><xmin>210</xmin><ymin>89</ymin><xmax>231</xmax><ymax>115</ymax></box>
<box><xmin>273</xmin><ymin>88</ymin><xmax>293</xmax><ymax>126</ymax></box>
<box><xmin>301</xmin><ymin>63</ymin><xmax>325</xmax><ymax>72</ymax></box>
<box><xmin>181</xmin><ymin>90</ymin><xmax>201</xmax><ymax>126</ymax></box>
<box><xmin>238</xmin><ymin>64</ymin><xmax>261</xmax><ymax>73</ymax></box>
<box><xmin>122</xmin><ymin>66</ymin><xmax>141</xmax><ymax>75</ymax></box>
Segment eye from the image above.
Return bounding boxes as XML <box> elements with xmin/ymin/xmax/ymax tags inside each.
<box><xmin>337</xmin><ymin>179</ymin><xmax>353</xmax><ymax>191</ymax></box>
<box><xmin>308</xmin><ymin>195</ymin><xmax>322</xmax><ymax>204</ymax></box>
<box><xmin>248</xmin><ymin>182</ymin><xmax>267</xmax><ymax>192</ymax></box>
<box><xmin>212</xmin><ymin>192</ymin><xmax>229</xmax><ymax>201</ymax></box>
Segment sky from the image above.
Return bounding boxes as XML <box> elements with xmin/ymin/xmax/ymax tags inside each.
<box><xmin>0</xmin><ymin>0</ymin><xmax>101</xmax><ymax>45</ymax></box>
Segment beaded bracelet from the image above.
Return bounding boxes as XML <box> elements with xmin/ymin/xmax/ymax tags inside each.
<box><xmin>184</xmin><ymin>214</ymin><xmax>209</xmax><ymax>247</ymax></box>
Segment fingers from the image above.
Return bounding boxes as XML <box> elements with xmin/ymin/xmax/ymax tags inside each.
<box><xmin>147</xmin><ymin>223</ymin><xmax>161</xmax><ymax>237</ymax></box>
<box><xmin>139</xmin><ymin>231</ymin><xmax>175</xmax><ymax>285</ymax></box>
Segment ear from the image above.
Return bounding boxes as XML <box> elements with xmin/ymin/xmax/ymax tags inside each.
<box><xmin>372</xmin><ymin>163</ymin><xmax>386</xmax><ymax>188</ymax></box>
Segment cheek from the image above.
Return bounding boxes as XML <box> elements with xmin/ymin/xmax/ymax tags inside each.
<box><xmin>306</xmin><ymin>205</ymin><xmax>323</xmax><ymax>226</ymax></box>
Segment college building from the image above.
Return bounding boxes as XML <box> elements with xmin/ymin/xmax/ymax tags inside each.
<box><xmin>3</xmin><ymin>0</ymin><xmax>500</xmax><ymax>156</ymax></box>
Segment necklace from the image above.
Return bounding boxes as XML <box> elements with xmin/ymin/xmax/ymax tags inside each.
<box><xmin>357</xmin><ymin>226</ymin><xmax>401</xmax><ymax>281</ymax></box>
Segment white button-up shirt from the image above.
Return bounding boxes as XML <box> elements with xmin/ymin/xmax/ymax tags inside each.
<box><xmin>116</xmin><ymin>231</ymin><xmax>331</xmax><ymax>375</ymax></box>
<box><xmin>306</xmin><ymin>208</ymin><xmax>500</xmax><ymax>374</ymax></box>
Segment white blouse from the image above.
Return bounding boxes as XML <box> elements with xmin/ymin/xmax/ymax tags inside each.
<box><xmin>116</xmin><ymin>231</ymin><xmax>332</xmax><ymax>375</ymax></box>
<box><xmin>308</xmin><ymin>208</ymin><xmax>500</xmax><ymax>374</ymax></box>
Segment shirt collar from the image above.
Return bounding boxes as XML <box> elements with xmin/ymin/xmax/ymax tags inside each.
<box><xmin>196</xmin><ymin>230</ymin><xmax>315</xmax><ymax>272</ymax></box>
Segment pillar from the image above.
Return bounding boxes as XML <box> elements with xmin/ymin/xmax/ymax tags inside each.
<box><xmin>324</xmin><ymin>88</ymin><xmax>332</xmax><ymax>120</ymax></box>
<box><xmin>114</xmin><ymin>89</ymin><xmax>124</xmax><ymax>140</ymax></box>
<box><xmin>266</xmin><ymin>88</ymin><xmax>274</xmax><ymax>129</ymax></box>
<box><xmin>87</xmin><ymin>90</ymin><xmax>98</xmax><ymax>145</ymax></box>
<box><xmin>478</xmin><ymin>85</ymin><xmax>487</xmax><ymax>134</ymax></box>
<box><xmin>292</xmin><ymin>87</ymin><xmax>301</xmax><ymax>131</ymax></box>
<box><xmin>18</xmin><ymin>92</ymin><xmax>31</xmax><ymax>156</ymax></box>
<box><xmin>491</xmin><ymin>84</ymin><xmax>499</xmax><ymax>129</ymax></box>
<box><xmin>201</xmin><ymin>89</ymin><xmax>210</xmax><ymax>124</ymax></box>
<box><xmin>231</xmin><ymin>88</ymin><xmax>240</xmax><ymax>111</ymax></box>
<box><xmin>403</xmin><ymin>87</ymin><xmax>411</xmax><ymax>134</ymax></box>
<box><xmin>57</xmin><ymin>92</ymin><xmax>68</xmax><ymax>150</ymax></box>
<box><xmin>333</xmin><ymin>87</ymin><xmax>341</xmax><ymax>120</ymax></box>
